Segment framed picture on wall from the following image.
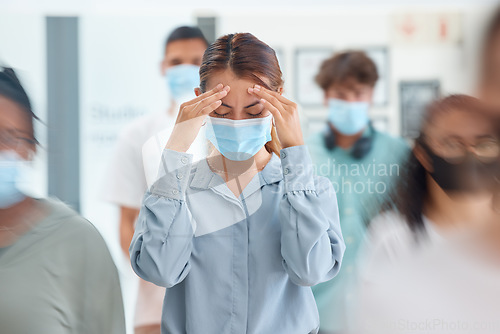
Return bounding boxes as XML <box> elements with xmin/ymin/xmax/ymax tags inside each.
<box><xmin>294</xmin><ymin>48</ymin><xmax>335</xmax><ymax>106</ymax></box>
<box><xmin>400</xmin><ymin>80</ymin><xmax>440</xmax><ymax>139</ymax></box>
<box><xmin>364</xmin><ymin>47</ymin><xmax>389</xmax><ymax>107</ymax></box>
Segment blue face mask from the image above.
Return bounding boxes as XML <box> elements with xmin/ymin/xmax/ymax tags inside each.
<box><xmin>165</xmin><ymin>64</ymin><xmax>200</xmax><ymax>103</ymax></box>
<box><xmin>0</xmin><ymin>151</ymin><xmax>26</xmax><ymax>209</ymax></box>
<box><xmin>205</xmin><ymin>114</ymin><xmax>273</xmax><ymax>161</ymax></box>
<box><xmin>327</xmin><ymin>98</ymin><xmax>370</xmax><ymax>135</ymax></box>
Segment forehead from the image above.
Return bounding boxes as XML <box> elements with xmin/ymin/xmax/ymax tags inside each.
<box><xmin>164</xmin><ymin>38</ymin><xmax>207</xmax><ymax>59</ymax></box>
<box><xmin>326</xmin><ymin>79</ymin><xmax>372</xmax><ymax>94</ymax></box>
<box><xmin>0</xmin><ymin>96</ymin><xmax>31</xmax><ymax>133</ymax></box>
<box><xmin>480</xmin><ymin>35</ymin><xmax>500</xmax><ymax>106</ymax></box>
<box><xmin>206</xmin><ymin>70</ymin><xmax>261</xmax><ymax>105</ymax></box>
<box><xmin>207</xmin><ymin>70</ymin><xmax>252</xmax><ymax>88</ymax></box>
<box><xmin>426</xmin><ymin>108</ymin><xmax>497</xmax><ymax>139</ymax></box>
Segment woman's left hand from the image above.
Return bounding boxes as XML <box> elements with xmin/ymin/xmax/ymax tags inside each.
<box><xmin>248</xmin><ymin>85</ymin><xmax>304</xmax><ymax>149</ymax></box>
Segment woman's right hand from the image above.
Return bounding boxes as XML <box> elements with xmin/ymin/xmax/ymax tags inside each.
<box><xmin>166</xmin><ymin>83</ymin><xmax>230</xmax><ymax>152</ymax></box>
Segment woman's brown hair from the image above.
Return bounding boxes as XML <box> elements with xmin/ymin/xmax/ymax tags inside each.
<box><xmin>199</xmin><ymin>33</ymin><xmax>283</xmax><ymax>156</ymax></box>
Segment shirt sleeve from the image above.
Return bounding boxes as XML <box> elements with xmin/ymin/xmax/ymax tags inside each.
<box><xmin>279</xmin><ymin>145</ymin><xmax>346</xmax><ymax>286</ymax></box>
<box><xmin>129</xmin><ymin>149</ymin><xmax>195</xmax><ymax>288</ymax></box>
<box><xmin>102</xmin><ymin>126</ymin><xmax>148</xmax><ymax>208</ymax></box>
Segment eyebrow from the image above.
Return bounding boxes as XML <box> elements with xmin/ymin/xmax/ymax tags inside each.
<box><xmin>168</xmin><ymin>58</ymin><xmax>182</xmax><ymax>64</ymax></box>
<box><xmin>442</xmin><ymin>134</ymin><xmax>498</xmax><ymax>141</ymax></box>
<box><xmin>442</xmin><ymin>135</ymin><xmax>461</xmax><ymax>140</ymax></box>
<box><xmin>1</xmin><ymin>128</ymin><xmax>32</xmax><ymax>137</ymax></box>
<box><xmin>221</xmin><ymin>101</ymin><xmax>261</xmax><ymax>109</ymax></box>
<box><xmin>476</xmin><ymin>134</ymin><xmax>497</xmax><ymax>140</ymax></box>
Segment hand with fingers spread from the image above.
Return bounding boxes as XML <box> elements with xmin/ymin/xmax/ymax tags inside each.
<box><xmin>248</xmin><ymin>84</ymin><xmax>304</xmax><ymax>149</ymax></box>
<box><xmin>166</xmin><ymin>83</ymin><xmax>230</xmax><ymax>152</ymax></box>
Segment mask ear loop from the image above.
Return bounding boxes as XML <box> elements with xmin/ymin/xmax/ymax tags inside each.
<box><xmin>201</xmin><ymin>115</ymin><xmax>208</xmax><ymax>127</ymax></box>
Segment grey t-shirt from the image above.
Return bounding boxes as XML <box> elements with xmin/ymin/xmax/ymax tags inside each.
<box><xmin>0</xmin><ymin>198</ymin><xmax>125</xmax><ymax>334</ymax></box>
<box><xmin>0</xmin><ymin>246</ymin><xmax>8</xmax><ymax>257</ymax></box>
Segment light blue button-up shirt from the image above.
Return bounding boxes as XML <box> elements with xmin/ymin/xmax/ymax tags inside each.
<box><xmin>130</xmin><ymin>145</ymin><xmax>345</xmax><ymax>334</ymax></box>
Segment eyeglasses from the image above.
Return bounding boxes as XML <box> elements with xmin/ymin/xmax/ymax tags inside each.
<box><xmin>0</xmin><ymin>130</ymin><xmax>37</xmax><ymax>152</ymax></box>
<box><xmin>420</xmin><ymin>136</ymin><xmax>500</xmax><ymax>164</ymax></box>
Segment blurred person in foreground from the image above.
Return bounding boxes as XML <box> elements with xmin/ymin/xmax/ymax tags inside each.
<box><xmin>480</xmin><ymin>6</ymin><xmax>500</xmax><ymax>227</ymax></box>
<box><xmin>306</xmin><ymin>51</ymin><xmax>409</xmax><ymax>334</ymax></box>
<box><xmin>354</xmin><ymin>94</ymin><xmax>500</xmax><ymax>334</ymax></box>
<box><xmin>479</xmin><ymin>7</ymin><xmax>500</xmax><ymax>109</ymax></box>
<box><xmin>0</xmin><ymin>67</ymin><xmax>125</xmax><ymax>333</ymax></box>
<box><xmin>102</xmin><ymin>26</ymin><xmax>208</xmax><ymax>334</ymax></box>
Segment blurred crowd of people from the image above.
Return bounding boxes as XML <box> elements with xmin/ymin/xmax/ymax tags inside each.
<box><xmin>1</xmin><ymin>7</ymin><xmax>500</xmax><ymax>334</ymax></box>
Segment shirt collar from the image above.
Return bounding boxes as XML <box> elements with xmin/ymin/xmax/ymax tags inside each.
<box><xmin>190</xmin><ymin>153</ymin><xmax>283</xmax><ymax>191</ymax></box>
<box><xmin>259</xmin><ymin>153</ymin><xmax>283</xmax><ymax>185</ymax></box>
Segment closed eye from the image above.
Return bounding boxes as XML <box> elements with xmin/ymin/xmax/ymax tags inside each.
<box><xmin>213</xmin><ymin>111</ymin><xmax>229</xmax><ymax>118</ymax></box>
<box><xmin>247</xmin><ymin>111</ymin><xmax>263</xmax><ymax>117</ymax></box>
<box><xmin>246</xmin><ymin>103</ymin><xmax>264</xmax><ymax>117</ymax></box>
<box><xmin>212</xmin><ymin>105</ymin><xmax>231</xmax><ymax>118</ymax></box>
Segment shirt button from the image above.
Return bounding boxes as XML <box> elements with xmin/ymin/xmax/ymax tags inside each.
<box><xmin>345</xmin><ymin>208</ymin><xmax>354</xmax><ymax>215</ymax></box>
<box><xmin>181</xmin><ymin>157</ymin><xmax>188</xmax><ymax>164</ymax></box>
<box><xmin>283</xmin><ymin>167</ymin><xmax>290</xmax><ymax>175</ymax></box>
<box><xmin>282</xmin><ymin>151</ymin><xmax>287</xmax><ymax>159</ymax></box>
<box><xmin>172</xmin><ymin>189</ymin><xmax>179</xmax><ymax>195</ymax></box>
<box><xmin>176</xmin><ymin>173</ymin><xmax>184</xmax><ymax>180</ymax></box>
<box><xmin>346</xmin><ymin>236</ymin><xmax>354</xmax><ymax>245</ymax></box>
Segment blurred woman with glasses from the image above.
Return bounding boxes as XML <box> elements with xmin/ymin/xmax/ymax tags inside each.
<box><xmin>0</xmin><ymin>67</ymin><xmax>125</xmax><ymax>334</ymax></box>
<box><xmin>359</xmin><ymin>94</ymin><xmax>500</xmax><ymax>259</ymax></box>
<box><xmin>350</xmin><ymin>95</ymin><xmax>500</xmax><ymax>332</ymax></box>
<box><xmin>346</xmin><ymin>95</ymin><xmax>500</xmax><ymax>333</ymax></box>
<box><xmin>350</xmin><ymin>94</ymin><xmax>500</xmax><ymax>286</ymax></box>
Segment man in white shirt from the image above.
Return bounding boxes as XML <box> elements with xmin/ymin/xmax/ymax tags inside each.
<box><xmin>103</xmin><ymin>26</ymin><xmax>209</xmax><ymax>334</ymax></box>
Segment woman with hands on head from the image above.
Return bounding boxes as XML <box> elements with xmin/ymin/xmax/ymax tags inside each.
<box><xmin>130</xmin><ymin>33</ymin><xmax>345</xmax><ymax>334</ymax></box>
